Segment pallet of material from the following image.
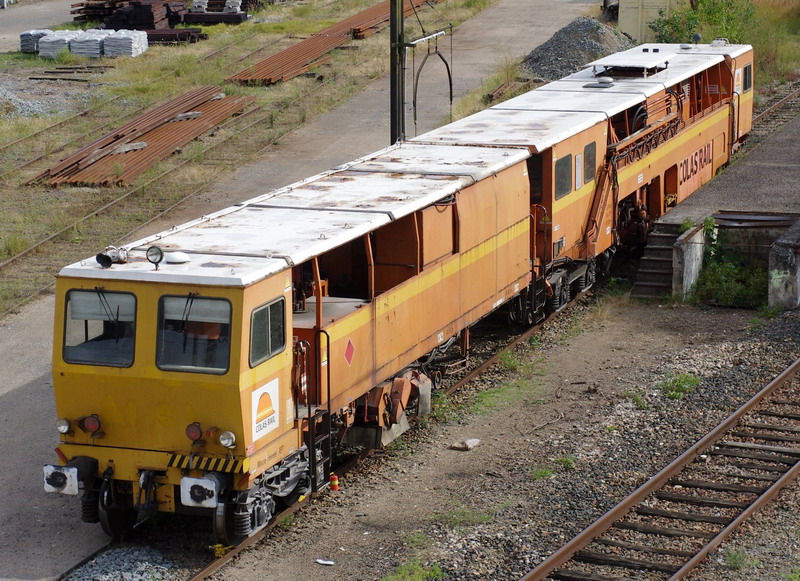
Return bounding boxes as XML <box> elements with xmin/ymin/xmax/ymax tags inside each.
<box><xmin>29</xmin><ymin>86</ymin><xmax>254</xmax><ymax>187</ymax></box>
<box><xmin>105</xmin><ymin>0</ymin><xmax>169</xmax><ymax>30</ymax></box>
<box><xmin>146</xmin><ymin>28</ymin><xmax>207</xmax><ymax>43</ymax></box>
<box><xmin>183</xmin><ymin>11</ymin><xmax>247</xmax><ymax>23</ymax></box>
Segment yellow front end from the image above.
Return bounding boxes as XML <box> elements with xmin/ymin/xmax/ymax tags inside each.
<box><xmin>47</xmin><ymin>273</ymin><xmax>300</xmax><ymax>542</ymax></box>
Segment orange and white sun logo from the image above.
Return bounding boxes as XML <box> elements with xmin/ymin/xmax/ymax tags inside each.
<box><xmin>252</xmin><ymin>379</ymin><xmax>280</xmax><ymax>441</ymax></box>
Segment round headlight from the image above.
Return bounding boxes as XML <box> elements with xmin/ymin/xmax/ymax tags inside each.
<box><xmin>219</xmin><ymin>430</ymin><xmax>236</xmax><ymax>449</ymax></box>
<box><xmin>146</xmin><ymin>246</ymin><xmax>164</xmax><ymax>266</ymax></box>
<box><xmin>56</xmin><ymin>418</ymin><xmax>71</xmax><ymax>434</ymax></box>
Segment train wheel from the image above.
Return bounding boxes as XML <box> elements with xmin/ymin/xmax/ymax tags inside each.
<box><xmin>98</xmin><ymin>494</ymin><xmax>137</xmax><ymax>541</ymax></box>
<box><xmin>214</xmin><ymin>489</ymin><xmax>275</xmax><ymax>545</ymax></box>
<box><xmin>583</xmin><ymin>260</ymin><xmax>597</xmax><ymax>290</ymax></box>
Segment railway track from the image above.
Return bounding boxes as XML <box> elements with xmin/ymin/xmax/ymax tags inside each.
<box><xmin>521</xmin><ymin>356</ymin><xmax>800</xmax><ymax>581</ymax></box>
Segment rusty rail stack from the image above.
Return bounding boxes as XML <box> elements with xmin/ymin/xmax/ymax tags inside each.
<box><xmin>226</xmin><ymin>0</ymin><xmax>438</xmax><ymax>85</ymax></box>
<box><xmin>521</xmin><ymin>357</ymin><xmax>800</xmax><ymax>581</ymax></box>
<box><xmin>30</xmin><ymin>86</ymin><xmax>253</xmax><ymax>187</ymax></box>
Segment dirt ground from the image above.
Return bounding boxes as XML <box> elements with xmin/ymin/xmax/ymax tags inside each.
<box><xmin>211</xmin><ymin>298</ymin><xmax>787</xmax><ymax>581</ymax></box>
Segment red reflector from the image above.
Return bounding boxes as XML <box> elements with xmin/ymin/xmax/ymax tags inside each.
<box><xmin>83</xmin><ymin>415</ymin><xmax>101</xmax><ymax>433</ymax></box>
<box><xmin>185</xmin><ymin>422</ymin><xmax>203</xmax><ymax>441</ymax></box>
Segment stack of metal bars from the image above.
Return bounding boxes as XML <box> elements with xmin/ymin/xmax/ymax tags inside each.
<box><xmin>30</xmin><ymin>86</ymin><xmax>253</xmax><ymax>187</ymax></box>
<box><xmin>226</xmin><ymin>0</ymin><xmax>438</xmax><ymax>85</ymax></box>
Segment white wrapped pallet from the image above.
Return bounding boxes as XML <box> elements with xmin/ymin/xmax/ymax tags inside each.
<box><xmin>38</xmin><ymin>31</ymin><xmax>82</xmax><ymax>59</ymax></box>
<box><xmin>20</xmin><ymin>29</ymin><xmax>53</xmax><ymax>53</ymax></box>
<box><xmin>69</xmin><ymin>29</ymin><xmax>114</xmax><ymax>59</ymax></box>
<box><xmin>103</xmin><ymin>30</ymin><xmax>148</xmax><ymax>58</ymax></box>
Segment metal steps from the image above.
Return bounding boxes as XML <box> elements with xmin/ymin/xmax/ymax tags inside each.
<box><xmin>630</xmin><ymin>223</ymin><xmax>683</xmax><ymax>299</ymax></box>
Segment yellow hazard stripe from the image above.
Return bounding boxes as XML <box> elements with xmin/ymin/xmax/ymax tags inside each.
<box><xmin>167</xmin><ymin>453</ymin><xmax>244</xmax><ymax>473</ymax></box>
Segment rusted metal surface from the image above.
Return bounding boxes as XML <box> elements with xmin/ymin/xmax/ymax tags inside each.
<box><xmin>30</xmin><ymin>86</ymin><xmax>253</xmax><ymax>187</ymax></box>
<box><xmin>226</xmin><ymin>0</ymin><xmax>438</xmax><ymax>86</ymax></box>
<box><xmin>520</xmin><ymin>356</ymin><xmax>800</xmax><ymax>581</ymax></box>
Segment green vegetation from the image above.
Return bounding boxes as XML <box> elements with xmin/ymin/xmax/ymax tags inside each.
<box><xmin>659</xmin><ymin>372</ymin><xmax>701</xmax><ymax>399</ymax></box>
<box><xmin>649</xmin><ymin>0</ymin><xmax>800</xmax><ymax>83</ymax></box>
<box><xmin>690</xmin><ymin>226</ymin><xmax>768</xmax><ymax>309</ymax></box>
<box><xmin>498</xmin><ymin>351</ymin><xmax>520</xmax><ymax>371</ymax></box>
<box><xmin>275</xmin><ymin>514</ymin><xmax>295</xmax><ymax>530</ymax></box>
<box><xmin>530</xmin><ymin>466</ymin><xmax>554</xmax><ymax>480</ymax></box>
<box><xmin>430</xmin><ymin>389</ymin><xmax>459</xmax><ymax>423</ymax></box>
<box><xmin>403</xmin><ymin>531</ymin><xmax>430</xmax><ymax>549</ymax></box>
<box><xmin>555</xmin><ymin>456</ymin><xmax>576</xmax><ymax>471</ymax></box>
<box><xmin>380</xmin><ymin>559</ymin><xmax>445</xmax><ymax>581</ymax></box>
<box><xmin>434</xmin><ymin>500</ymin><xmax>512</xmax><ymax>528</ymax></box>
<box><xmin>623</xmin><ymin>389</ymin><xmax>650</xmax><ymax>410</ymax></box>
<box><xmin>679</xmin><ymin>218</ymin><xmax>695</xmax><ymax>234</ymax></box>
<box><xmin>723</xmin><ymin>549</ymin><xmax>760</xmax><ymax>570</ymax></box>
<box><xmin>605</xmin><ymin>425</ymin><xmax>618</xmax><ymax>432</ymax></box>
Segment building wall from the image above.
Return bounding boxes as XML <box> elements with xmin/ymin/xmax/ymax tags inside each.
<box><xmin>619</xmin><ymin>0</ymin><xmax>682</xmax><ymax>43</ymax></box>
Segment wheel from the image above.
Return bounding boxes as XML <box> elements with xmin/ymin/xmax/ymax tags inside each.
<box><xmin>98</xmin><ymin>488</ymin><xmax>137</xmax><ymax>541</ymax></box>
<box><xmin>582</xmin><ymin>260</ymin><xmax>597</xmax><ymax>290</ymax></box>
<box><xmin>214</xmin><ymin>489</ymin><xmax>275</xmax><ymax>545</ymax></box>
<box><xmin>559</xmin><ymin>279</ymin><xmax>571</xmax><ymax>307</ymax></box>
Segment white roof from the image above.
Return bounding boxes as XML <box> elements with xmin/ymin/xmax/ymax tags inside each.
<box><xmin>414</xmin><ymin>42</ymin><xmax>750</xmax><ymax>151</ymax></box>
<box><xmin>59</xmin><ymin>143</ymin><xmax>529</xmax><ymax>286</ymax></box>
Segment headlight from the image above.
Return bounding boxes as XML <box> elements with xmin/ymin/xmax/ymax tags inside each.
<box><xmin>218</xmin><ymin>431</ymin><xmax>236</xmax><ymax>449</ymax></box>
<box><xmin>56</xmin><ymin>418</ymin><xmax>71</xmax><ymax>434</ymax></box>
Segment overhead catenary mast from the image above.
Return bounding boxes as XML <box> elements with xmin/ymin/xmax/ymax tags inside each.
<box><xmin>390</xmin><ymin>0</ymin><xmax>405</xmax><ymax>143</ymax></box>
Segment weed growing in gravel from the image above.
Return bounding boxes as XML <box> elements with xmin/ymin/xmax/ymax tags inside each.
<box><xmin>530</xmin><ymin>466</ymin><xmax>554</xmax><ymax>481</ymax></box>
<box><xmin>723</xmin><ymin>549</ymin><xmax>760</xmax><ymax>570</ymax></box>
<box><xmin>275</xmin><ymin>514</ymin><xmax>295</xmax><ymax>530</ymax></box>
<box><xmin>604</xmin><ymin>425</ymin><xmax>618</xmax><ymax>432</ymax></box>
<box><xmin>555</xmin><ymin>456</ymin><xmax>576</xmax><ymax>471</ymax></box>
<box><xmin>435</xmin><ymin>500</ymin><xmax>512</xmax><ymax>529</ymax></box>
<box><xmin>471</xmin><ymin>378</ymin><xmax>544</xmax><ymax>415</ymax></box>
<box><xmin>403</xmin><ymin>531</ymin><xmax>429</xmax><ymax>549</ymax></box>
<box><xmin>498</xmin><ymin>351</ymin><xmax>520</xmax><ymax>371</ymax></box>
<box><xmin>430</xmin><ymin>390</ymin><xmax>459</xmax><ymax>424</ymax></box>
<box><xmin>786</xmin><ymin>567</ymin><xmax>800</xmax><ymax>581</ymax></box>
<box><xmin>659</xmin><ymin>372</ymin><xmax>701</xmax><ymax>399</ymax></box>
<box><xmin>622</xmin><ymin>389</ymin><xmax>650</xmax><ymax>410</ymax></box>
<box><xmin>380</xmin><ymin>559</ymin><xmax>445</xmax><ymax>581</ymax></box>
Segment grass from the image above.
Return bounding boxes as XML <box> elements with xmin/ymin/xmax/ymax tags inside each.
<box><xmin>723</xmin><ymin>549</ymin><xmax>760</xmax><ymax>570</ymax></box>
<box><xmin>434</xmin><ymin>500</ymin><xmax>512</xmax><ymax>529</ymax></box>
<box><xmin>658</xmin><ymin>372</ymin><xmax>701</xmax><ymax>400</ymax></box>
<box><xmin>623</xmin><ymin>389</ymin><xmax>650</xmax><ymax>410</ymax></box>
<box><xmin>555</xmin><ymin>456</ymin><xmax>576</xmax><ymax>471</ymax></box>
<box><xmin>403</xmin><ymin>531</ymin><xmax>429</xmax><ymax>549</ymax></box>
<box><xmin>530</xmin><ymin>466</ymin><xmax>554</xmax><ymax>480</ymax></box>
<box><xmin>380</xmin><ymin>559</ymin><xmax>445</xmax><ymax>581</ymax></box>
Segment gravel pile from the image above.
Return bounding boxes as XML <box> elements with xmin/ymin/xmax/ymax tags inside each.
<box><xmin>522</xmin><ymin>16</ymin><xmax>636</xmax><ymax>81</ymax></box>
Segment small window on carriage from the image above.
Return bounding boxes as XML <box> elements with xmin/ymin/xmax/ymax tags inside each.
<box><xmin>63</xmin><ymin>290</ymin><xmax>136</xmax><ymax>367</ymax></box>
<box><xmin>157</xmin><ymin>295</ymin><xmax>231</xmax><ymax>374</ymax></box>
<box><xmin>743</xmin><ymin>64</ymin><xmax>752</xmax><ymax>93</ymax></box>
<box><xmin>584</xmin><ymin>142</ymin><xmax>596</xmax><ymax>182</ymax></box>
<box><xmin>555</xmin><ymin>154</ymin><xmax>573</xmax><ymax>200</ymax></box>
<box><xmin>250</xmin><ymin>298</ymin><xmax>286</xmax><ymax>367</ymax></box>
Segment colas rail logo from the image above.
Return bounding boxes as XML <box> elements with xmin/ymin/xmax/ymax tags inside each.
<box><xmin>679</xmin><ymin>142</ymin><xmax>713</xmax><ymax>185</ymax></box>
<box><xmin>252</xmin><ymin>378</ymin><xmax>280</xmax><ymax>441</ymax></box>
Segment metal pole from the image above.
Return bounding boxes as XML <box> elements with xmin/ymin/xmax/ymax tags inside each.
<box><xmin>389</xmin><ymin>0</ymin><xmax>405</xmax><ymax>143</ymax></box>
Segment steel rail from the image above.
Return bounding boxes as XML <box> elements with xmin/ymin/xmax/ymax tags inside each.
<box><xmin>520</xmin><ymin>355</ymin><xmax>800</xmax><ymax>581</ymax></box>
<box><xmin>752</xmin><ymin>84</ymin><xmax>800</xmax><ymax>124</ymax></box>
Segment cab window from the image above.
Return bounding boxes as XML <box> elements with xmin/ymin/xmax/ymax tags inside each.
<box><xmin>157</xmin><ymin>295</ymin><xmax>231</xmax><ymax>374</ymax></box>
<box><xmin>555</xmin><ymin>154</ymin><xmax>572</xmax><ymax>199</ymax></box>
<box><xmin>584</xmin><ymin>142</ymin><xmax>596</xmax><ymax>182</ymax></box>
<box><xmin>250</xmin><ymin>298</ymin><xmax>285</xmax><ymax>367</ymax></box>
<box><xmin>63</xmin><ymin>290</ymin><xmax>136</xmax><ymax>367</ymax></box>
<box><xmin>743</xmin><ymin>64</ymin><xmax>752</xmax><ymax>93</ymax></box>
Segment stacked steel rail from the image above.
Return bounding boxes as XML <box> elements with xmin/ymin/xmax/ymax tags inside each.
<box><xmin>226</xmin><ymin>0</ymin><xmax>438</xmax><ymax>85</ymax></box>
<box><xmin>30</xmin><ymin>86</ymin><xmax>253</xmax><ymax>187</ymax></box>
<box><xmin>522</xmin><ymin>357</ymin><xmax>800</xmax><ymax>581</ymax></box>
